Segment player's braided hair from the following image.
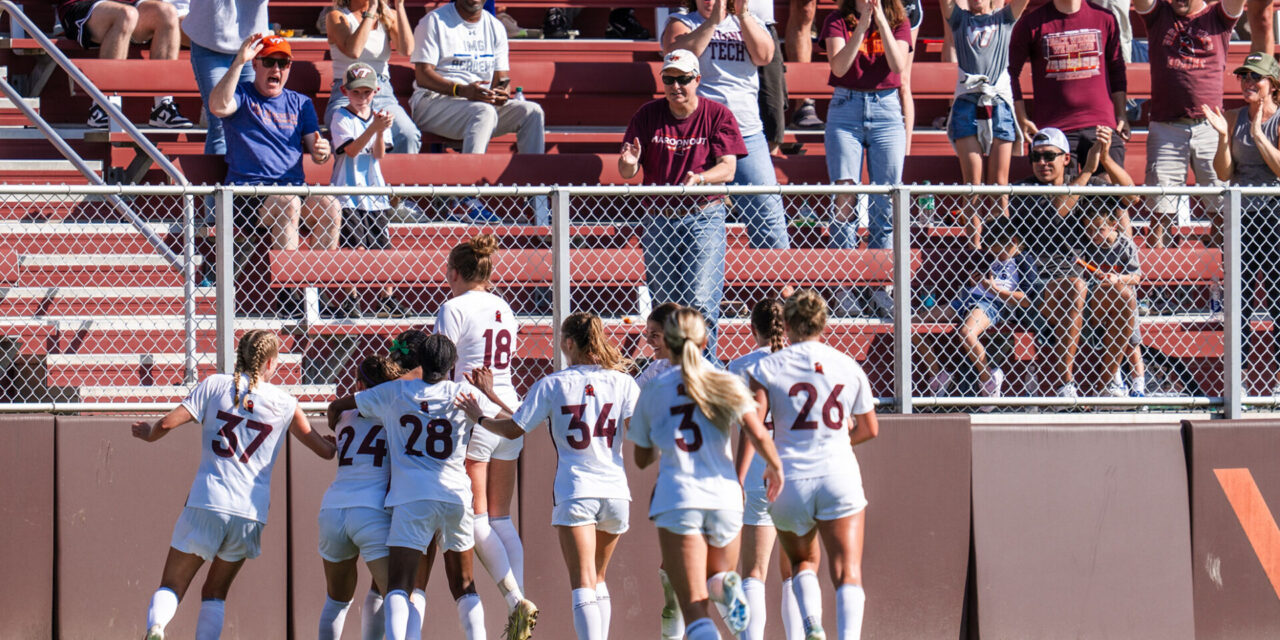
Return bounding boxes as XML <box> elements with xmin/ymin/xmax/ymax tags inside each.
<box><xmin>784</xmin><ymin>289</ymin><xmax>828</xmax><ymax>340</ymax></box>
<box><xmin>563</xmin><ymin>312</ymin><xmax>632</xmax><ymax>372</ymax></box>
<box><xmin>232</xmin><ymin>329</ymin><xmax>281</xmax><ymax>410</ymax></box>
<box><xmin>358</xmin><ymin>354</ymin><xmax>404</xmax><ymax>389</ymax></box>
<box><xmin>751</xmin><ymin>298</ymin><xmax>787</xmax><ymax>353</ymax></box>
<box><xmin>418</xmin><ymin>334</ymin><xmax>458</xmax><ymax>384</ymax></box>
<box><xmin>388</xmin><ymin>329</ymin><xmax>429</xmax><ymax>372</ymax></box>
<box><xmin>664</xmin><ymin>307</ymin><xmax>755</xmax><ymax>433</ymax></box>
<box><xmin>448</xmin><ymin>233</ymin><xmax>498</xmax><ymax>284</ymax></box>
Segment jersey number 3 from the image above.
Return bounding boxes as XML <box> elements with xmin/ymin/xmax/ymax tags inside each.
<box><xmin>212</xmin><ymin>410</ymin><xmax>274</xmax><ymax>463</ymax></box>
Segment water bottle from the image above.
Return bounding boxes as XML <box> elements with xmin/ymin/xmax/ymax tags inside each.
<box><xmin>915</xmin><ymin>180</ymin><xmax>936</xmax><ymax>226</ymax></box>
<box><xmin>512</xmin><ymin>87</ymin><xmax>525</xmax><ymax>102</ymax></box>
<box><xmin>1210</xmin><ymin>276</ymin><xmax>1223</xmax><ymax>316</ymax></box>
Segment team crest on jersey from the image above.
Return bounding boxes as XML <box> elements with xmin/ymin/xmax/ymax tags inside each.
<box><xmin>585</xmin><ymin>384</ymin><xmax>595</xmax><ymax>397</ymax></box>
<box><xmin>244</xmin><ymin>397</ymin><xmax>255</xmax><ymax>412</ymax></box>
<box><xmin>419</xmin><ymin>401</ymin><xmax>431</xmax><ymax>412</ymax></box>
<box><xmin>495</xmin><ymin>310</ymin><xmax>502</xmax><ymax>322</ymax></box>
<box><xmin>814</xmin><ymin>362</ymin><xmax>824</xmax><ymax>374</ymax></box>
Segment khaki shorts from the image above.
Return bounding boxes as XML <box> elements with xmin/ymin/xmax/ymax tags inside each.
<box><xmin>1145</xmin><ymin>119</ymin><xmax>1224</xmax><ymax>216</ymax></box>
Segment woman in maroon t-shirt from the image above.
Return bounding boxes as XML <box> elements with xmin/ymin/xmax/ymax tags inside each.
<box><xmin>822</xmin><ymin>0</ymin><xmax>912</xmax><ymax>251</ymax></box>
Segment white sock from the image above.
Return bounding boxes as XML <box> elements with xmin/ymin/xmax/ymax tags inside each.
<box><xmin>146</xmin><ymin>587</ymin><xmax>179</xmax><ymax>631</ymax></box>
<box><xmin>319</xmin><ymin>596</ymin><xmax>352</xmax><ymax>640</ymax></box>
<box><xmin>456</xmin><ymin>593</ymin><xmax>486</xmax><ymax>640</ymax></box>
<box><xmin>836</xmin><ymin>584</ymin><xmax>866</xmax><ymax>640</ymax></box>
<box><xmin>384</xmin><ymin>590</ymin><xmax>410</xmax><ymax>640</ymax></box>
<box><xmin>194</xmin><ymin>599</ymin><xmax>225</xmax><ymax>640</ymax></box>
<box><xmin>780</xmin><ymin>578</ymin><xmax>804</xmax><ymax>640</ymax></box>
<box><xmin>595</xmin><ymin>582</ymin><xmax>612</xmax><ymax>639</ymax></box>
<box><xmin>571</xmin><ymin>587</ymin><xmax>602</xmax><ymax>640</ymax></box>
<box><xmin>685</xmin><ymin>616</ymin><xmax>721</xmax><ymax>640</ymax></box>
<box><xmin>659</xmin><ymin>568</ymin><xmax>685</xmax><ymax>639</ymax></box>
<box><xmin>1131</xmin><ymin>373</ymin><xmax>1146</xmax><ymax>392</ymax></box>
<box><xmin>473</xmin><ymin>514</ymin><xmax>519</xmax><ymax>602</ymax></box>
<box><xmin>792</xmin><ymin>570</ymin><xmax>823</xmax><ymax>637</ymax></box>
<box><xmin>706</xmin><ymin>571</ymin><xmax>730</xmax><ymax>621</ymax></box>
<box><xmin>410</xmin><ymin>588</ymin><xmax>427</xmax><ymax>626</ymax></box>
<box><xmin>742</xmin><ymin>577</ymin><xmax>767</xmax><ymax>640</ymax></box>
<box><xmin>154</xmin><ymin>95</ymin><xmax>173</xmax><ymax>107</ymax></box>
<box><xmin>491</xmin><ymin>515</ymin><xmax>526</xmax><ymax>589</ymax></box>
<box><xmin>361</xmin><ymin>590</ymin><xmax>385</xmax><ymax>640</ymax></box>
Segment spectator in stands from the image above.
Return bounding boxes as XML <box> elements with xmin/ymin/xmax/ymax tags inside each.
<box><xmin>1078</xmin><ymin>190</ymin><xmax>1143</xmax><ymax>398</ymax></box>
<box><xmin>619</xmin><ymin>50</ymin><xmax>747</xmax><ymax>356</ymax></box>
<box><xmin>58</xmin><ymin>0</ymin><xmax>192</xmax><ymax>128</ymax></box>
<box><xmin>210</xmin><ymin>35</ymin><xmax>341</xmax><ymax>317</ymax></box>
<box><xmin>749</xmin><ymin>0</ymin><xmax>787</xmax><ymax>153</ymax></box>
<box><xmin>663</xmin><ymin>0</ymin><xmax>790</xmax><ymax>249</ymax></box>
<box><xmin>942</xmin><ymin>0</ymin><xmax>1029</xmax><ymax>249</ymax></box>
<box><xmin>898</xmin><ymin>0</ymin><xmax>923</xmax><ymax>154</ymax></box>
<box><xmin>1137</xmin><ymin>0</ymin><xmax>1243</xmax><ymax>249</ymax></box>
<box><xmin>330</xmin><ymin>62</ymin><xmax>406</xmax><ymax>318</ymax></box>
<box><xmin>1008</xmin><ymin>127</ymin><xmax>1106</xmax><ymax>399</ymax></box>
<box><xmin>787</xmin><ymin>0</ymin><xmax>822</xmax><ymax>128</ymax></box>
<box><xmin>1204</xmin><ymin>52</ymin><xmax>1280</xmax><ymax>395</ymax></box>
<box><xmin>822</xmin><ymin>0</ymin><xmax>912</xmax><ymax>251</ymax></box>
<box><xmin>182</xmin><ymin>0</ymin><xmax>267</xmax><ymax>154</ymax></box>
<box><xmin>1009</xmin><ymin>0</ymin><xmax>1129</xmax><ymax>169</ymax></box>
<box><xmin>409</xmin><ymin>0</ymin><xmax>545</xmax><ymax>155</ymax></box>
<box><xmin>324</xmin><ymin>0</ymin><xmax>421</xmax><ymax>154</ymax></box>
<box><xmin>1246</xmin><ymin>0</ymin><xmax>1273</xmax><ymax>54</ymax></box>
<box><xmin>1095</xmin><ymin>0</ymin><xmax>1135</xmax><ymax>63</ymax></box>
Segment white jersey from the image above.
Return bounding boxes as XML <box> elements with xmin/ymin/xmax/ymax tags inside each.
<box><xmin>627</xmin><ymin>366</ymin><xmax>745</xmax><ymax>517</ymax></box>
<box><xmin>750</xmin><ymin>341</ymin><xmax>874</xmax><ymax>480</ymax></box>
<box><xmin>635</xmin><ymin>355</ymin><xmax>719</xmax><ymax>391</ymax></box>
<box><xmin>670</xmin><ymin>11</ymin><xmax>766</xmax><ymax>137</ymax></box>
<box><xmin>435</xmin><ymin>289</ymin><xmax>520</xmax><ymax>408</ymax></box>
<box><xmin>513</xmin><ymin>365</ymin><xmax>640</xmax><ymax>503</ymax></box>
<box><xmin>727</xmin><ymin>347</ymin><xmax>773</xmax><ymax>491</ymax></box>
<box><xmin>180</xmin><ymin>373</ymin><xmax>298</xmax><ymax>523</ymax></box>
<box><xmin>355</xmin><ymin>378</ymin><xmax>496</xmax><ymax>508</ymax></box>
<box><xmin>320</xmin><ymin>409</ymin><xmax>391</xmax><ymax>511</ymax></box>
<box><xmin>410</xmin><ymin>3</ymin><xmax>508</xmax><ymax>96</ymax></box>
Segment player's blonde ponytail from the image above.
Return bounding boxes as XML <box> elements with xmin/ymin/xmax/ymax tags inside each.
<box><xmin>663</xmin><ymin>308</ymin><xmax>755</xmax><ymax>433</ymax></box>
<box><xmin>784</xmin><ymin>289</ymin><xmax>829</xmax><ymax>340</ymax></box>
<box><xmin>232</xmin><ymin>329</ymin><xmax>281</xmax><ymax>410</ymax></box>
<box><xmin>563</xmin><ymin>311</ymin><xmax>631</xmax><ymax>372</ymax></box>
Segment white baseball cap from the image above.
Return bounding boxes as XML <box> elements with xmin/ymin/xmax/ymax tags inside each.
<box><xmin>661</xmin><ymin>49</ymin><xmax>700</xmax><ymax>76</ymax></box>
<box><xmin>1031</xmin><ymin>127</ymin><xmax>1070</xmax><ymax>154</ymax></box>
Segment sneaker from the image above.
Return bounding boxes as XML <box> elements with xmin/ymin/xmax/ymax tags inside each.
<box><xmin>984</xmin><ymin>367</ymin><xmax>1004</xmax><ymax>398</ymax></box>
<box><xmin>87</xmin><ymin>104</ymin><xmax>109</xmax><ymax>128</ymax></box>
<box><xmin>605</xmin><ymin>8</ymin><xmax>651</xmax><ymax>39</ymax></box>
<box><xmin>870</xmin><ymin>287</ymin><xmax>894</xmax><ymax>320</ymax></box>
<box><xmin>792</xmin><ymin>99</ymin><xmax>823</xmax><ymax>129</ymax></box>
<box><xmin>659</xmin><ymin>569</ymin><xmax>684</xmax><ymax>640</ymax></box>
<box><xmin>1102</xmin><ymin>381</ymin><xmax>1128</xmax><ymax>398</ymax></box>
<box><xmin>376</xmin><ymin>295</ymin><xmax>408</xmax><ymax>319</ymax></box>
<box><xmin>926</xmin><ymin>370</ymin><xmax>952</xmax><ymax>396</ymax></box>
<box><xmin>803</xmin><ymin>618</ymin><xmax>827</xmax><ymax>640</ymax></box>
<box><xmin>504</xmin><ymin>598</ymin><xmax>538</xmax><ymax>640</ymax></box>
<box><xmin>149</xmin><ymin>100</ymin><xmax>194</xmax><ymax>128</ymax></box>
<box><xmin>325</xmin><ymin>294</ymin><xmax>362</xmax><ymax>319</ymax></box>
<box><xmin>719</xmin><ymin>571</ymin><xmax>750</xmax><ymax>634</ymax></box>
<box><xmin>144</xmin><ymin>625</ymin><xmax>164</xmax><ymax>640</ymax></box>
<box><xmin>1056</xmin><ymin>382</ymin><xmax>1079</xmax><ymax>399</ymax></box>
<box><xmin>543</xmin><ymin>8</ymin><xmax>571</xmax><ymax>38</ymax></box>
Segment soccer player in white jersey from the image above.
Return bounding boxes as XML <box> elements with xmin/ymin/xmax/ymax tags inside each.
<box><xmin>132</xmin><ymin>330</ymin><xmax>337</xmax><ymax>640</ymax></box>
<box><xmin>635</xmin><ymin>302</ymin><xmax>684</xmax><ymax>391</ymax></box>
<box><xmin>458</xmin><ymin>312</ymin><xmax>639</xmax><ymax>640</ymax></box>
<box><xmin>728</xmin><ymin>298</ymin><xmax>806</xmax><ymax>640</ymax></box>
<box><xmin>629</xmin><ymin>307</ymin><xmax>786</xmax><ymax>640</ymax></box>
<box><xmin>748</xmin><ymin>290</ymin><xmax>879</xmax><ymax>640</ymax></box>
<box><xmin>433</xmin><ymin>233</ymin><xmax>537</xmax><ymax>628</ymax></box>
<box><xmin>316</xmin><ymin>354</ymin><xmax>404</xmax><ymax>640</ymax></box>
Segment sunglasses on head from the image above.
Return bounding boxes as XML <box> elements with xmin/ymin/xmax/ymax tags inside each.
<box><xmin>662</xmin><ymin>75</ymin><xmax>695</xmax><ymax>86</ymax></box>
<box><xmin>1029</xmin><ymin>150</ymin><xmax>1065</xmax><ymax>163</ymax></box>
<box><xmin>259</xmin><ymin>57</ymin><xmax>292</xmax><ymax>69</ymax></box>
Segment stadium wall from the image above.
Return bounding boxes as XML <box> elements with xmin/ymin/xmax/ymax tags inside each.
<box><xmin>6</xmin><ymin>414</ymin><xmax>1280</xmax><ymax>637</ymax></box>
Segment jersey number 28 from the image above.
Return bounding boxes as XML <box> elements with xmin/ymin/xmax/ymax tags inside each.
<box><xmin>402</xmin><ymin>415</ymin><xmax>455</xmax><ymax>460</ymax></box>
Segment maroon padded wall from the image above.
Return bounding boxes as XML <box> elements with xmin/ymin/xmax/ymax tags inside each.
<box><xmin>56</xmin><ymin>416</ymin><xmax>287</xmax><ymax>638</ymax></box>
<box><xmin>971</xmin><ymin>422</ymin><xmax>1195</xmax><ymax>639</ymax></box>
<box><xmin>1185</xmin><ymin>419</ymin><xmax>1280</xmax><ymax>639</ymax></box>
<box><xmin>0</xmin><ymin>415</ymin><xmax>55</xmax><ymax>637</ymax></box>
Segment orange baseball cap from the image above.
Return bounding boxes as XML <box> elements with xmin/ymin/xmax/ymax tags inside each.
<box><xmin>257</xmin><ymin>35</ymin><xmax>292</xmax><ymax>59</ymax></box>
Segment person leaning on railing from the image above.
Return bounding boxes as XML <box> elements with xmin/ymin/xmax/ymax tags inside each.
<box><xmin>1204</xmin><ymin>51</ymin><xmax>1280</xmax><ymax>396</ymax></box>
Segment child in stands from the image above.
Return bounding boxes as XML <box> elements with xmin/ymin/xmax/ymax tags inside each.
<box><xmin>1078</xmin><ymin>195</ymin><xmax>1144</xmax><ymax>399</ymax></box>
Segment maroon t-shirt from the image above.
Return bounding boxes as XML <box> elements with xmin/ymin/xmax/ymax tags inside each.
<box><xmin>820</xmin><ymin>12</ymin><xmax>914</xmax><ymax>91</ymax></box>
<box><xmin>1009</xmin><ymin>0</ymin><xmax>1128</xmax><ymax>132</ymax></box>
<box><xmin>622</xmin><ymin>97</ymin><xmax>747</xmax><ymax>187</ymax></box>
<box><xmin>1141</xmin><ymin>0</ymin><xmax>1239</xmax><ymax>122</ymax></box>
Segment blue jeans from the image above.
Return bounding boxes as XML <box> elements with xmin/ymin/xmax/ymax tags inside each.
<box><xmin>732</xmin><ymin>131</ymin><xmax>789</xmax><ymax>248</ymax></box>
<box><xmin>191</xmin><ymin>42</ymin><xmax>253</xmax><ymax>155</ymax></box>
<box><xmin>824</xmin><ymin>87</ymin><xmax>906</xmax><ymax>249</ymax></box>
<box><xmin>641</xmin><ymin>202</ymin><xmax>727</xmax><ymax>356</ymax></box>
<box><xmin>325</xmin><ymin>77</ymin><xmax>422</xmax><ymax>154</ymax></box>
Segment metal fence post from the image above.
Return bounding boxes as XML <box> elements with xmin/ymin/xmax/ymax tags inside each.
<box><xmin>182</xmin><ymin>193</ymin><xmax>198</xmax><ymax>383</ymax></box>
<box><xmin>215</xmin><ymin>187</ymin><xmax>235</xmax><ymax>374</ymax></box>
<box><xmin>892</xmin><ymin>186</ymin><xmax>913</xmax><ymax>414</ymax></box>
<box><xmin>1223</xmin><ymin>188</ymin><xmax>1243</xmax><ymax>418</ymax></box>
<box><xmin>551</xmin><ymin>187</ymin><xmax>571</xmax><ymax>371</ymax></box>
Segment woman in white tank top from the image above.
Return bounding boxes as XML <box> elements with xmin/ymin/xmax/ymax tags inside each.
<box><xmin>325</xmin><ymin>0</ymin><xmax>421</xmax><ymax>153</ymax></box>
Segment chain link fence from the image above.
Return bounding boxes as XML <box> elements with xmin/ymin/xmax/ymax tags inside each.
<box><xmin>0</xmin><ymin>182</ymin><xmax>1265</xmax><ymax>414</ymax></box>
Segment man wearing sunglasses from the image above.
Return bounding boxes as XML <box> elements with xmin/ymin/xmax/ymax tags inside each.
<box><xmin>210</xmin><ymin>34</ymin><xmax>343</xmax><ymax>318</ymax></box>
<box><xmin>1135</xmin><ymin>0</ymin><xmax>1243</xmax><ymax>249</ymax></box>
<box><xmin>619</xmin><ymin>49</ymin><xmax>748</xmax><ymax>355</ymax></box>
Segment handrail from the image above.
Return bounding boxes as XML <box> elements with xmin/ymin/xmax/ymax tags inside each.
<box><xmin>0</xmin><ymin>0</ymin><xmax>185</xmax><ymax>270</ymax></box>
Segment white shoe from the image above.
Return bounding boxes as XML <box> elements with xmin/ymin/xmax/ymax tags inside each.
<box><xmin>983</xmin><ymin>368</ymin><xmax>1004</xmax><ymax>398</ymax></box>
<box><xmin>1056</xmin><ymin>382</ymin><xmax>1078</xmax><ymax>399</ymax></box>
<box><xmin>720</xmin><ymin>571</ymin><xmax>750</xmax><ymax>634</ymax></box>
<box><xmin>659</xmin><ymin>569</ymin><xmax>683</xmax><ymax>639</ymax></box>
<box><xmin>1102</xmin><ymin>381</ymin><xmax>1128</xmax><ymax>398</ymax></box>
<box><xmin>926</xmin><ymin>371</ymin><xmax>952</xmax><ymax>396</ymax></box>
<box><xmin>803</xmin><ymin>618</ymin><xmax>827</xmax><ymax>640</ymax></box>
<box><xmin>144</xmin><ymin>625</ymin><xmax>164</xmax><ymax>640</ymax></box>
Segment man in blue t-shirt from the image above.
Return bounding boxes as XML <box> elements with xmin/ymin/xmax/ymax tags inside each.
<box><xmin>209</xmin><ymin>34</ymin><xmax>340</xmax><ymax>259</ymax></box>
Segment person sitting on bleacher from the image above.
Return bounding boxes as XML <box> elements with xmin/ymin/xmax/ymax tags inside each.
<box><xmin>619</xmin><ymin>49</ymin><xmax>748</xmax><ymax>357</ymax></box>
<box><xmin>209</xmin><ymin>34</ymin><xmax>342</xmax><ymax>318</ymax></box>
<box><xmin>408</xmin><ymin>0</ymin><xmax>545</xmax><ymax>155</ymax></box>
<box><xmin>57</xmin><ymin>0</ymin><xmax>193</xmax><ymax>128</ymax></box>
<box><xmin>324</xmin><ymin>0</ymin><xmax>421</xmax><ymax>154</ymax></box>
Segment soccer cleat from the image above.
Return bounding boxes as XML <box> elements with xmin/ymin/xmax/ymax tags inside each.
<box><xmin>803</xmin><ymin>618</ymin><xmax>827</xmax><ymax>640</ymax></box>
<box><xmin>659</xmin><ymin>569</ymin><xmax>684</xmax><ymax>639</ymax></box>
<box><xmin>149</xmin><ymin>100</ymin><xmax>194</xmax><ymax>128</ymax></box>
<box><xmin>87</xmin><ymin>104</ymin><xmax>109</xmax><ymax>129</ymax></box>
<box><xmin>144</xmin><ymin>625</ymin><xmax>164</xmax><ymax>640</ymax></box>
<box><xmin>504</xmin><ymin>598</ymin><xmax>538</xmax><ymax>640</ymax></box>
<box><xmin>720</xmin><ymin>571</ymin><xmax>750</xmax><ymax>634</ymax></box>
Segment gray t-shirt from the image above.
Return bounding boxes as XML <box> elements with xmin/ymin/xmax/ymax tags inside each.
<box><xmin>947</xmin><ymin>6</ymin><xmax>1016</xmax><ymax>103</ymax></box>
<box><xmin>183</xmin><ymin>0</ymin><xmax>269</xmax><ymax>54</ymax></box>
<box><xmin>1080</xmin><ymin>233</ymin><xmax>1140</xmax><ymax>277</ymax></box>
<box><xmin>670</xmin><ymin>12</ymin><xmax>765</xmax><ymax>137</ymax></box>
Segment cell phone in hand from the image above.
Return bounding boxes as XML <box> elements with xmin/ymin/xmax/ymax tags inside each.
<box><xmin>492</xmin><ymin>78</ymin><xmax>511</xmax><ymax>91</ymax></box>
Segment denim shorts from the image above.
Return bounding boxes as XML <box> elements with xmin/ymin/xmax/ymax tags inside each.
<box><xmin>948</xmin><ymin>98</ymin><xmax>1018</xmax><ymax>143</ymax></box>
<box><xmin>952</xmin><ymin>292</ymin><xmax>1006</xmax><ymax>325</ymax></box>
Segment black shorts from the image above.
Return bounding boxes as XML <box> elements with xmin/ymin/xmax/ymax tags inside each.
<box><xmin>59</xmin><ymin>0</ymin><xmax>145</xmax><ymax>49</ymax></box>
<box><xmin>339</xmin><ymin>208</ymin><xmax>392</xmax><ymax>250</ymax></box>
